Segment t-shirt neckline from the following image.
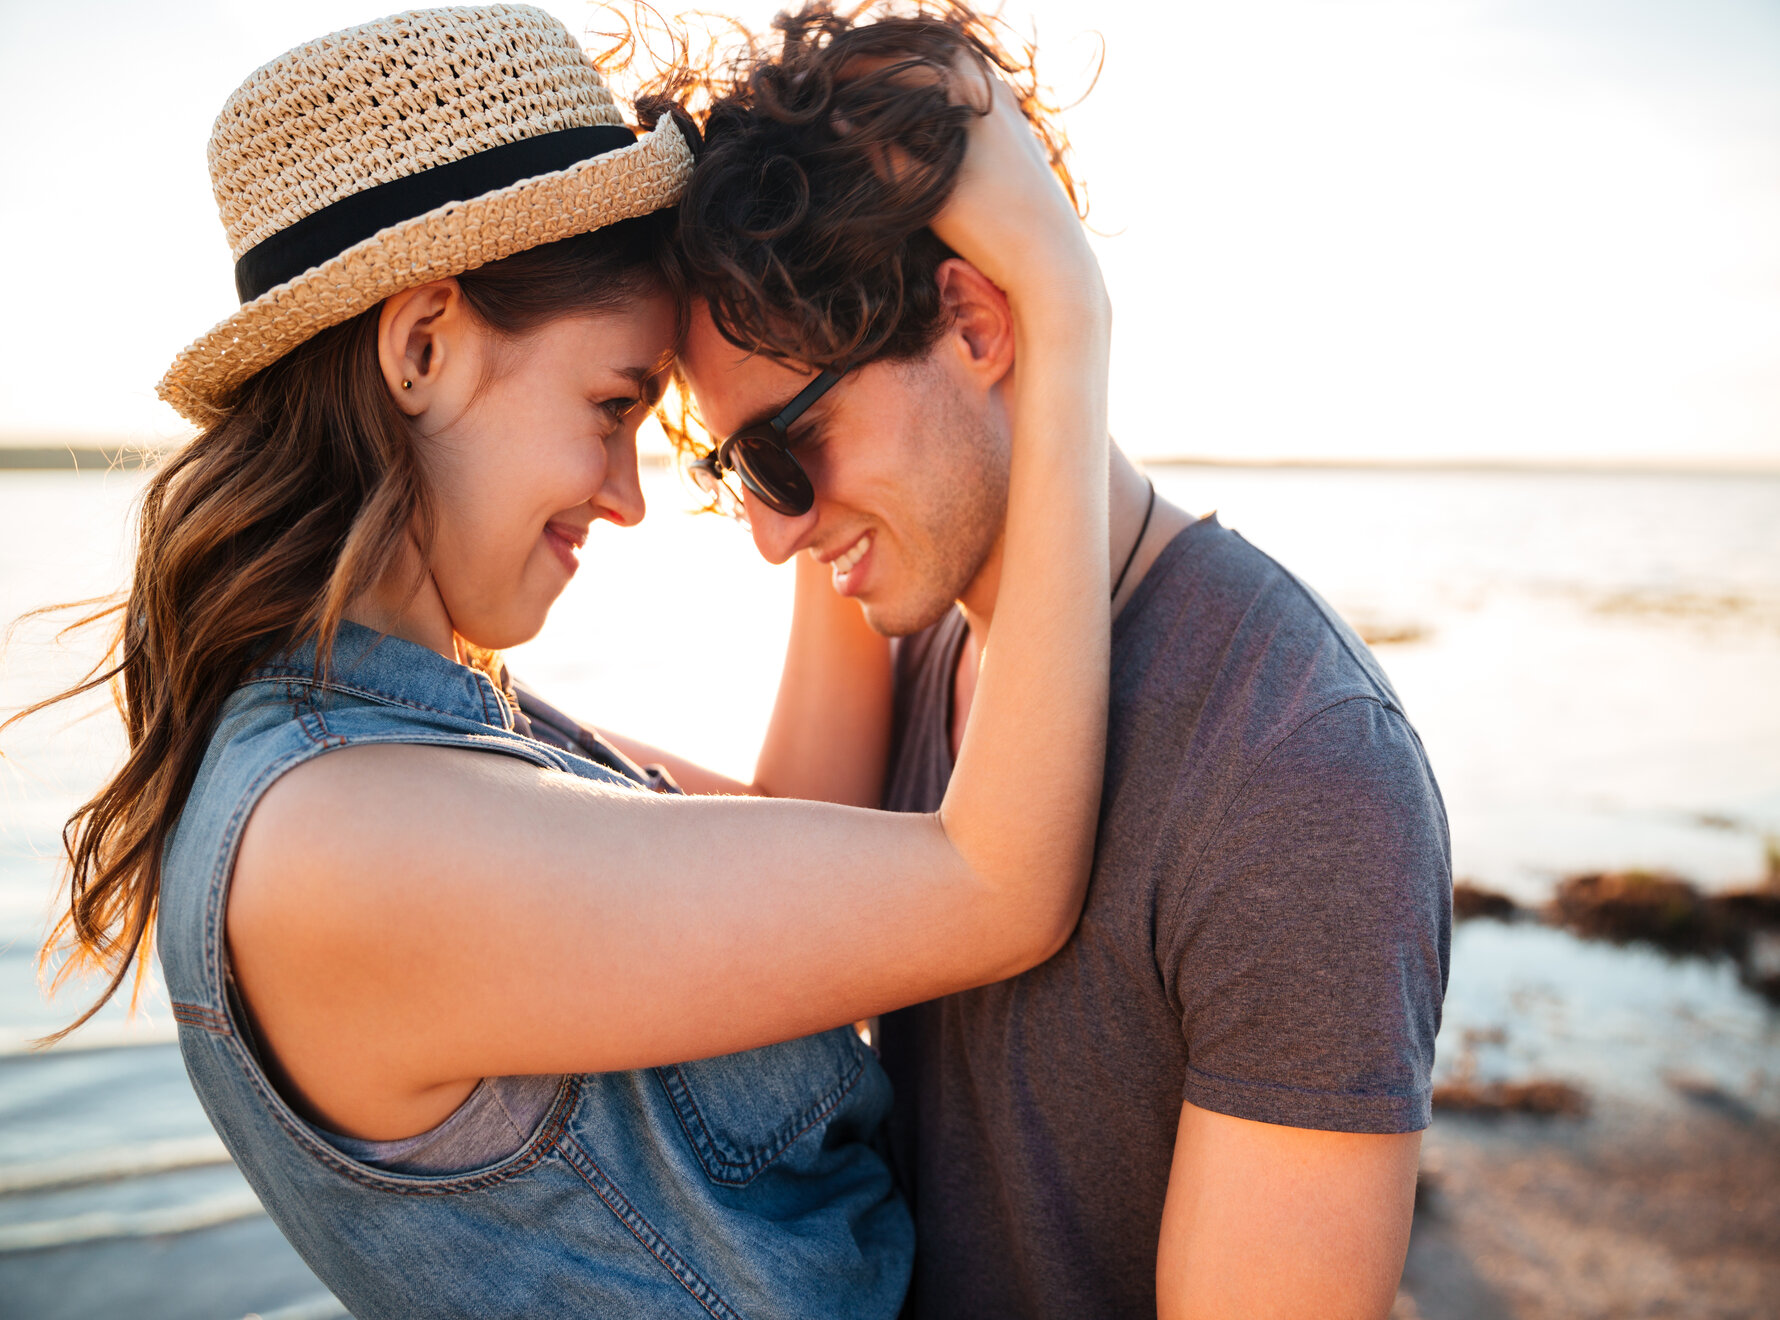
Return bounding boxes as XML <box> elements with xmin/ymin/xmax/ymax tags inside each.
<box><xmin>935</xmin><ymin>513</ymin><xmax>1224</xmax><ymax>774</ymax></box>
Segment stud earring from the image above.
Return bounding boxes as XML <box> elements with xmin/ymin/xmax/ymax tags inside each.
<box><xmin>401</xmin><ymin>379</ymin><xmax>413</xmax><ymax>390</ymax></box>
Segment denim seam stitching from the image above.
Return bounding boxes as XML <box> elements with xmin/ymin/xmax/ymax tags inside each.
<box><xmin>171</xmin><ymin>999</ymin><xmax>232</xmax><ymax>1035</ymax></box>
<box><xmin>218</xmin><ymin>1048</ymin><xmax>583</xmax><ymax>1194</ymax></box>
<box><xmin>245</xmin><ymin>672</ymin><xmax>574</xmax><ymax>771</ymax></box>
<box><xmin>201</xmin><ymin>743</ymin><xmax>334</xmax><ymax>1009</ymax></box>
<box><xmin>476</xmin><ymin>674</ymin><xmax>505</xmax><ymax>729</ymax></box>
<box><xmin>244</xmin><ymin>669</ymin><xmax>492</xmax><ymax>725</ymax></box>
<box><xmin>657</xmin><ymin>1047</ymin><xmax>866</xmax><ymax>1187</ymax></box>
<box><xmin>194</xmin><ymin>733</ymin><xmax>582</xmax><ymax>1192</ymax></box>
<box><xmin>296</xmin><ymin>703</ymin><xmax>348</xmax><ymax>753</ymax></box>
<box><xmin>560</xmin><ymin>1132</ymin><xmax>740</xmax><ymax>1319</ymax></box>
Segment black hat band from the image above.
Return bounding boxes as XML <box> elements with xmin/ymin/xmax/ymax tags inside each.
<box><xmin>232</xmin><ymin>123</ymin><xmax>637</xmax><ymax>303</ymax></box>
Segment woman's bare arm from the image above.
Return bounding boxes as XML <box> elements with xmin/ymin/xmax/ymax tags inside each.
<box><xmin>233</xmin><ymin>741</ymin><xmax>1077</xmax><ymax>1133</ymax></box>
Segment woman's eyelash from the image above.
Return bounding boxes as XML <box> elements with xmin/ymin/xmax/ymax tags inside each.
<box><xmin>598</xmin><ymin>396</ymin><xmax>641</xmax><ymax>421</ymax></box>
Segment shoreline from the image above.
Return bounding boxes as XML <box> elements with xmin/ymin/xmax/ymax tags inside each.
<box><xmin>4</xmin><ymin>445</ymin><xmax>1779</xmax><ymax>480</ymax></box>
<box><xmin>0</xmin><ymin>447</ymin><xmax>163</xmax><ymax>472</ymax></box>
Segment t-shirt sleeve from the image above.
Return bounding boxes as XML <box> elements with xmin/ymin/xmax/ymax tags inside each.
<box><xmin>1158</xmin><ymin>695</ymin><xmax>1452</xmax><ymax>1134</ymax></box>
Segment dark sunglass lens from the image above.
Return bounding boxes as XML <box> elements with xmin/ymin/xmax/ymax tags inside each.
<box><xmin>732</xmin><ymin>438</ymin><xmax>814</xmax><ymax>516</ymax></box>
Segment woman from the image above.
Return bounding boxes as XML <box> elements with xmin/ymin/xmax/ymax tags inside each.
<box><xmin>25</xmin><ymin>6</ymin><xmax>1109</xmax><ymax>1317</ymax></box>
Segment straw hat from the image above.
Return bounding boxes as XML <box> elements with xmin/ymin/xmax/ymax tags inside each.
<box><xmin>158</xmin><ymin>5</ymin><xmax>693</xmax><ymax>425</ymax></box>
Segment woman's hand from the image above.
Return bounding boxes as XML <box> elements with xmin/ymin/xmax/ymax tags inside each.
<box><xmin>927</xmin><ymin>58</ymin><xmax>1105</xmax><ymax>321</ymax></box>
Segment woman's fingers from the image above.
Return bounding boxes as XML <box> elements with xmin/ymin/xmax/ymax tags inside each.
<box><xmin>928</xmin><ymin>56</ymin><xmax>1095</xmax><ymax>304</ymax></box>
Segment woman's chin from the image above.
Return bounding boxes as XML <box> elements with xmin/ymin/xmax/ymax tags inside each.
<box><xmin>448</xmin><ymin>568</ymin><xmax>568</xmax><ymax>654</ymax></box>
<box><xmin>456</xmin><ymin>605</ymin><xmax>552</xmax><ymax>655</ymax></box>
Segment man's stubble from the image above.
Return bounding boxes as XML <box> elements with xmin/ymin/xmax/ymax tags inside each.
<box><xmin>859</xmin><ymin>359</ymin><xmax>1010</xmax><ymax>640</ymax></box>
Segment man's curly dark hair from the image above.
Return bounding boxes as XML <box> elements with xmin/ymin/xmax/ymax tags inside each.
<box><xmin>657</xmin><ymin>1</ymin><xmax>1087</xmax><ymax>377</ymax></box>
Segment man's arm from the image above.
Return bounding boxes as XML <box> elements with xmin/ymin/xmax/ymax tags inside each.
<box><xmin>1157</xmin><ymin>1101</ymin><xmax>1419</xmax><ymax>1320</ymax></box>
<box><xmin>1153</xmin><ymin>692</ymin><xmax>1449</xmax><ymax>1318</ymax></box>
<box><xmin>592</xmin><ymin>550</ymin><xmax>893</xmax><ymax>802</ymax></box>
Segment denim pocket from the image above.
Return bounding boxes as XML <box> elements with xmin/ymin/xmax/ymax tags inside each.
<box><xmin>657</xmin><ymin>1027</ymin><xmax>868</xmax><ymax>1187</ymax></box>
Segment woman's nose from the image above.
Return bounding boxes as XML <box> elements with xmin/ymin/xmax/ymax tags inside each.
<box><xmin>599</xmin><ymin>430</ymin><xmax>647</xmax><ymax>527</ymax></box>
<box><xmin>744</xmin><ymin>490</ymin><xmax>818</xmax><ymax>565</ymax></box>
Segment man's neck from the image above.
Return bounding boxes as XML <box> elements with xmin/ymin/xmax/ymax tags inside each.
<box><xmin>948</xmin><ymin>443</ymin><xmax>1196</xmax><ymax>758</ymax></box>
<box><xmin>957</xmin><ymin>443</ymin><xmax>1184</xmax><ymax>640</ymax></box>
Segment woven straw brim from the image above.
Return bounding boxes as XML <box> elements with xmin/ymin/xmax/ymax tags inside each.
<box><xmin>158</xmin><ymin>114</ymin><xmax>692</xmax><ymax>425</ymax></box>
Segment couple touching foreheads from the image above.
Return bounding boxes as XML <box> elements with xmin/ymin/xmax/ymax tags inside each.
<box><xmin>40</xmin><ymin>4</ymin><xmax>1449</xmax><ymax>1316</ymax></box>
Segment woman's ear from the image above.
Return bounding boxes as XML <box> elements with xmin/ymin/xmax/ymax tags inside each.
<box><xmin>377</xmin><ymin>281</ymin><xmax>463</xmax><ymax>415</ymax></box>
<box><xmin>935</xmin><ymin>258</ymin><xmax>1015</xmax><ymax>387</ymax></box>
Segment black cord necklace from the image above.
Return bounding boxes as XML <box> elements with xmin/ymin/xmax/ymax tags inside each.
<box><xmin>1111</xmin><ymin>475</ymin><xmax>1157</xmax><ymax>601</ymax></box>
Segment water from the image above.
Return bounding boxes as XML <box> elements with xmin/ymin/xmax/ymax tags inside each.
<box><xmin>0</xmin><ymin>462</ymin><xmax>1776</xmax><ymax>1315</ymax></box>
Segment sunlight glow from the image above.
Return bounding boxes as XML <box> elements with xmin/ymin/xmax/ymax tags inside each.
<box><xmin>1</xmin><ymin>0</ymin><xmax>1774</xmax><ymax>466</ymax></box>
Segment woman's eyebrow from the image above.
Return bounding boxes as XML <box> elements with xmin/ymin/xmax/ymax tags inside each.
<box><xmin>610</xmin><ymin>362</ymin><xmax>674</xmax><ymax>407</ymax></box>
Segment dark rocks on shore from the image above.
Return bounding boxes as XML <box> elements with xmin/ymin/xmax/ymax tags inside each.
<box><xmin>1663</xmin><ymin>1071</ymin><xmax>1763</xmax><ymax>1124</ymax></box>
<box><xmin>1431</xmin><ymin>1078</ymin><xmax>1590</xmax><ymax>1118</ymax></box>
<box><xmin>1450</xmin><ymin>867</ymin><xmax>1780</xmax><ymax>1004</ymax></box>
<box><xmin>1544</xmin><ymin>869</ymin><xmax>1780</xmax><ymax>1004</ymax></box>
<box><xmin>1432</xmin><ymin>1025</ymin><xmax>1590</xmax><ymax>1121</ymax></box>
<box><xmin>1451</xmin><ymin>880</ymin><xmax>1520</xmax><ymax>921</ymax></box>
<box><xmin>1547</xmin><ymin>870</ymin><xmax>1722</xmax><ymax>953</ymax></box>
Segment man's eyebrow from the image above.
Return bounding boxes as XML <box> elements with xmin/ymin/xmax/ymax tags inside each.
<box><xmin>729</xmin><ymin>389</ymin><xmax>800</xmax><ymax>435</ymax></box>
<box><xmin>782</xmin><ymin>408</ymin><xmax>831</xmax><ymax>449</ymax></box>
<box><xmin>768</xmin><ymin>375</ymin><xmax>843</xmax><ymax>432</ymax></box>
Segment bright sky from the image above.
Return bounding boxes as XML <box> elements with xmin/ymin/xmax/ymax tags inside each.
<box><xmin>1</xmin><ymin>0</ymin><xmax>1775</xmax><ymax>465</ymax></box>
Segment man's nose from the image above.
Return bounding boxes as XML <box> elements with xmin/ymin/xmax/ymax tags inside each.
<box><xmin>744</xmin><ymin>489</ymin><xmax>817</xmax><ymax>565</ymax></box>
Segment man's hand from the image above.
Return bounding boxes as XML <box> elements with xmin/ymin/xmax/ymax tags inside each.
<box><xmin>1156</xmin><ymin>1100</ymin><xmax>1420</xmax><ymax>1320</ymax></box>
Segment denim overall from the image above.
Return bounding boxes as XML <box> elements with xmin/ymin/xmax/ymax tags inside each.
<box><xmin>158</xmin><ymin>622</ymin><xmax>912</xmax><ymax>1319</ymax></box>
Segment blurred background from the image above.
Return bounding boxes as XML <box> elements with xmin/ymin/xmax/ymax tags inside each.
<box><xmin>2</xmin><ymin>1</ymin><xmax>1776</xmax><ymax>1316</ymax></box>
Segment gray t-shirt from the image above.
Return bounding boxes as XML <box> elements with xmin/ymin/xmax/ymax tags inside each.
<box><xmin>878</xmin><ymin>513</ymin><xmax>1451</xmax><ymax>1320</ymax></box>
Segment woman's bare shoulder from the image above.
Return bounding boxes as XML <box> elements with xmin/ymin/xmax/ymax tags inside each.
<box><xmin>230</xmin><ymin>742</ymin><xmax>618</xmax><ymax>932</ymax></box>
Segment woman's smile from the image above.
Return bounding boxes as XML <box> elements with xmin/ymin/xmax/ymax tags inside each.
<box><xmin>544</xmin><ymin>519</ymin><xmax>588</xmax><ymax>578</ymax></box>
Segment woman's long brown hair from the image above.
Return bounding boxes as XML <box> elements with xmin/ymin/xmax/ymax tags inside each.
<box><xmin>5</xmin><ymin>212</ymin><xmax>678</xmax><ymax>1046</ymax></box>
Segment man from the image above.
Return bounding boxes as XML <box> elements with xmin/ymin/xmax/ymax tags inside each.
<box><xmin>669</xmin><ymin>9</ymin><xmax>1451</xmax><ymax>1316</ymax></box>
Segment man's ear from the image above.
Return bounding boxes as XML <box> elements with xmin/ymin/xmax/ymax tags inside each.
<box><xmin>377</xmin><ymin>281</ymin><xmax>463</xmax><ymax>416</ymax></box>
<box><xmin>934</xmin><ymin>258</ymin><xmax>1015</xmax><ymax>387</ymax></box>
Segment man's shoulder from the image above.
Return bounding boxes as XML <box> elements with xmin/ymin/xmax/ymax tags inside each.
<box><xmin>1105</xmin><ymin>515</ymin><xmax>1437</xmax><ymax>859</ymax></box>
<box><xmin>1107</xmin><ymin>521</ymin><xmax>1450</xmax><ymax>1138</ymax></box>
<box><xmin>1116</xmin><ymin>514</ymin><xmax>1405</xmax><ymax>732</ymax></box>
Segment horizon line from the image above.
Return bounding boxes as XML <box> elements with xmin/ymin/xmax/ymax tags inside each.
<box><xmin>1</xmin><ymin>441</ymin><xmax>1776</xmax><ymax>480</ymax></box>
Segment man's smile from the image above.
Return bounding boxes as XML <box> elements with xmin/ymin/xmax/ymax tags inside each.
<box><xmin>816</xmin><ymin>530</ymin><xmax>874</xmax><ymax>595</ymax></box>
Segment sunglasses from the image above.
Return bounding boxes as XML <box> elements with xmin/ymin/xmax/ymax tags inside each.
<box><xmin>688</xmin><ymin>368</ymin><xmax>847</xmax><ymax>519</ymax></box>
